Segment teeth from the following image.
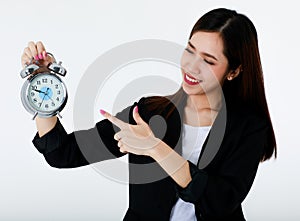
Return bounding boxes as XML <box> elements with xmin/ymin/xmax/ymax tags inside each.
<box><xmin>186</xmin><ymin>74</ymin><xmax>199</xmax><ymax>83</ymax></box>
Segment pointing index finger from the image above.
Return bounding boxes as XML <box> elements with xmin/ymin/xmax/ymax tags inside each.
<box><xmin>100</xmin><ymin>109</ymin><xmax>128</xmax><ymax>129</ymax></box>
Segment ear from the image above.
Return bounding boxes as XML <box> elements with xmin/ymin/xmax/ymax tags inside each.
<box><xmin>226</xmin><ymin>65</ymin><xmax>242</xmax><ymax>81</ymax></box>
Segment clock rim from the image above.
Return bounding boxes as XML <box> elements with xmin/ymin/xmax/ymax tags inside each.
<box><xmin>21</xmin><ymin>72</ymin><xmax>68</xmax><ymax>118</ymax></box>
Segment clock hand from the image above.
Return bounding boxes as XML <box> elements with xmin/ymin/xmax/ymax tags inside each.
<box><xmin>33</xmin><ymin>89</ymin><xmax>46</xmax><ymax>94</ymax></box>
<box><xmin>39</xmin><ymin>93</ymin><xmax>47</xmax><ymax>107</ymax></box>
<box><xmin>39</xmin><ymin>88</ymin><xmax>49</xmax><ymax>107</ymax></box>
<box><xmin>42</xmin><ymin>88</ymin><xmax>55</xmax><ymax>102</ymax></box>
<box><xmin>46</xmin><ymin>93</ymin><xmax>55</xmax><ymax>103</ymax></box>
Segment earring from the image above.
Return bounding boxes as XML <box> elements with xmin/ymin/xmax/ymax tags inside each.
<box><xmin>227</xmin><ymin>76</ymin><xmax>233</xmax><ymax>81</ymax></box>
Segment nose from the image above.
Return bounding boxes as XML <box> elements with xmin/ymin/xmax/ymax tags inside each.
<box><xmin>186</xmin><ymin>56</ymin><xmax>202</xmax><ymax>76</ymax></box>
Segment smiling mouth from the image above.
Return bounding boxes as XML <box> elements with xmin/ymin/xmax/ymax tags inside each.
<box><xmin>184</xmin><ymin>72</ymin><xmax>202</xmax><ymax>85</ymax></box>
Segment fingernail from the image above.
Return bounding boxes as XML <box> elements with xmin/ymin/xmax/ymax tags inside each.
<box><xmin>38</xmin><ymin>53</ymin><xmax>43</xmax><ymax>59</ymax></box>
<box><xmin>42</xmin><ymin>51</ymin><xmax>47</xmax><ymax>59</ymax></box>
<box><xmin>99</xmin><ymin>109</ymin><xmax>106</xmax><ymax>115</ymax></box>
<box><xmin>34</xmin><ymin>55</ymin><xmax>39</xmax><ymax>60</ymax></box>
<box><xmin>134</xmin><ymin>106</ymin><xmax>138</xmax><ymax>113</ymax></box>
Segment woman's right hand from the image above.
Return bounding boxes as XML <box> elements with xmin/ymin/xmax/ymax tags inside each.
<box><xmin>21</xmin><ymin>41</ymin><xmax>54</xmax><ymax>68</ymax></box>
<box><xmin>21</xmin><ymin>41</ymin><xmax>58</xmax><ymax>136</ymax></box>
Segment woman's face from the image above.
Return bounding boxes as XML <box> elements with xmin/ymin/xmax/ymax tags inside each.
<box><xmin>180</xmin><ymin>31</ymin><xmax>229</xmax><ymax>96</ymax></box>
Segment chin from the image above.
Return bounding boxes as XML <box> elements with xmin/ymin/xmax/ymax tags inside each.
<box><xmin>182</xmin><ymin>83</ymin><xmax>205</xmax><ymax>96</ymax></box>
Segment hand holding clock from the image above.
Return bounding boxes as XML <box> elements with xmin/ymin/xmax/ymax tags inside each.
<box><xmin>20</xmin><ymin>41</ymin><xmax>68</xmax><ymax>137</ymax></box>
<box><xmin>20</xmin><ymin>41</ymin><xmax>68</xmax><ymax>120</ymax></box>
<box><xmin>21</xmin><ymin>41</ymin><xmax>54</xmax><ymax>68</ymax></box>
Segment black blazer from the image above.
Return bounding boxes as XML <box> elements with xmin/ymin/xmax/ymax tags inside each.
<box><xmin>33</xmin><ymin>96</ymin><xmax>269</xmax><ymax>221</ymax></box>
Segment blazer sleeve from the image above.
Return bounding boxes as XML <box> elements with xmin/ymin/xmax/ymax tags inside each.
<box><xmin>32</xmin><ymin>99</ymin><xmax>142</xmax><ymax>168</ymax></box>
<box><xmin>175</xmin><ymin>114</ymin><xmax>269</xmax><ymax>218</ymax></box>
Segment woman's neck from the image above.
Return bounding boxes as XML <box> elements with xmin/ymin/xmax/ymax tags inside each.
<box><xmin>183</xmin><ymin>90</ymin><xmax>222</xmax><ymax>127</ymax></box>
<box><xmin>186</xmin><ymin>90</ymin><xmax>222</xmax><ymax>113</ymax></box>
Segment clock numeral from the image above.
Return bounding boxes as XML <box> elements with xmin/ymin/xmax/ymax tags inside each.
<box><xmin>31</xmin><ymin>85</ymin><xmax>37</xmax><ymax>90</ymax></box>
<box><xmin>55</xmin><ymin>84</ymin><xmax>59</xmax><ymax>89</ymax></box>
<box><xmin>57</xmin><ymin>90</ymin><xmax>61</xmax><ymax>95</ymax></box>
<box><xmin>37</xmin><ymin>80</ymin><xmax>41</xmax><ymax>85</ymax></box>
<box><xmin>56</xmin><ymin>97</ymin><xmax>60</xmax><ymax>101</ymax></box>
<box><xmin>42</xmin><ymin>78</ymin><xmax>48</xmax><ymax>83</ymax></box>
<box><xmin>50</xmin><ymin>80</ymin><xmax>53</xmax><ymax>84</ymax></box>
<box><xmin>45</xmin><ymin>104</ymin><xmax>49</xmax><ymax>109</ymax></box>
<box><xmin>38</xmin><ymin>102</ymin><xmax>42</xmax><ymax>107</ymax></box>
<box><xmin>30</xmin><ymin>92</ymin><xmax>35</xmax><ymax>96</ymax></box>
<box><xmin>33</xmin><ymin>98</ymin><xmax>37</xmax><ymax>102</ymax></box>
<box><xmin>51</xmin><ymin>102</ymin><xmax>55</xmax><ymax>106</ymax></box>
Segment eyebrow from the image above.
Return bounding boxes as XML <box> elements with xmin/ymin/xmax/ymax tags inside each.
<box><xmin>188</xmin><ymin>41</ymin><xmax>218</xmax><ymax>61</ymax></box>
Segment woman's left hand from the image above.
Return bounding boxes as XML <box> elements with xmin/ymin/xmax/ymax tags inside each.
<box><xmin>100</xmin><ymin>106</ymin><xmax>161</xmax><ymax>156</ymax></box>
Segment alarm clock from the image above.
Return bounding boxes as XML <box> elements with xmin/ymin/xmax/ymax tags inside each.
<box><xmin>20</xmin><ymin>53</ymin><xmax>68</xmax><ymax>120</ymax></box>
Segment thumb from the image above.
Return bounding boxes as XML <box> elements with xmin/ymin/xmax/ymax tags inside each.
<box><xmin>132</xmin><ymin>106</ymin><xmax>145</xmax><ymax>125</ymax></box>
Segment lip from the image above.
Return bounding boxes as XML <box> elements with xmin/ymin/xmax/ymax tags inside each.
<box><xmin>183</xmin><ymin>72</ymin><xmax>202</xmax><ymax>85</ymax></box>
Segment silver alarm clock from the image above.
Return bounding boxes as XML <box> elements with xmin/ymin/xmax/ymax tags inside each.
<box><xmin>20</xmin><ymin>53</ymin><xmax>68</xmax><ymax>120</ymax></box>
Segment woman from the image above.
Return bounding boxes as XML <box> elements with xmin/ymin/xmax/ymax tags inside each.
<box><xmin>21</xmin><ymin>8</ymin><xmax>276</xmax><ymax>221</ymax></box>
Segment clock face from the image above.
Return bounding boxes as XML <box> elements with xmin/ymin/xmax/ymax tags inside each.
<box><xmin>27</xmin><ymin>74</ymin><xmax>66</xmax><ymax>113</ymax></box>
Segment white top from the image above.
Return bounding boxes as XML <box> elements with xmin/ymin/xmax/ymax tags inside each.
<box><xmin>169</xmin><ymin>123</ymin><xmax>211</xmax><ymax>221</ymax></box>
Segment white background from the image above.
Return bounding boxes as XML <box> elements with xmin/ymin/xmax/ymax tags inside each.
<box><xmin>1</xmin><ymin>0</ymin><xmax>299</xmax><ymax>220</ymax></box>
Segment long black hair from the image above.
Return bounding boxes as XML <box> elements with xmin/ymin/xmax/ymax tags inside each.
<box><xmin>145</xmin><ymin>8</ymin><xmax>277</xmax><ymax>162</ymax></box>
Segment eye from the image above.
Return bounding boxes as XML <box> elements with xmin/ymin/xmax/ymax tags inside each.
<box><xmin>204</xmin><ymin>59</ymin><xmax>215</xmax><ymax>65</ymax></box>
<box><xmin>185</xmin><ymin>48</ymin><xmax>193</xmax><ymax>54</ymax></box>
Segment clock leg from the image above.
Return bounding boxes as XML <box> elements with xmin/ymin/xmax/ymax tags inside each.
<box><xmin>57</xmin><ymin>111</ymin><xmax>62</xmax><ymax>118</ymax></box>
<box><xmin>32</xmin><ymin>112</ymin><xmax>38</xmax><ymax>120</ymax></box>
